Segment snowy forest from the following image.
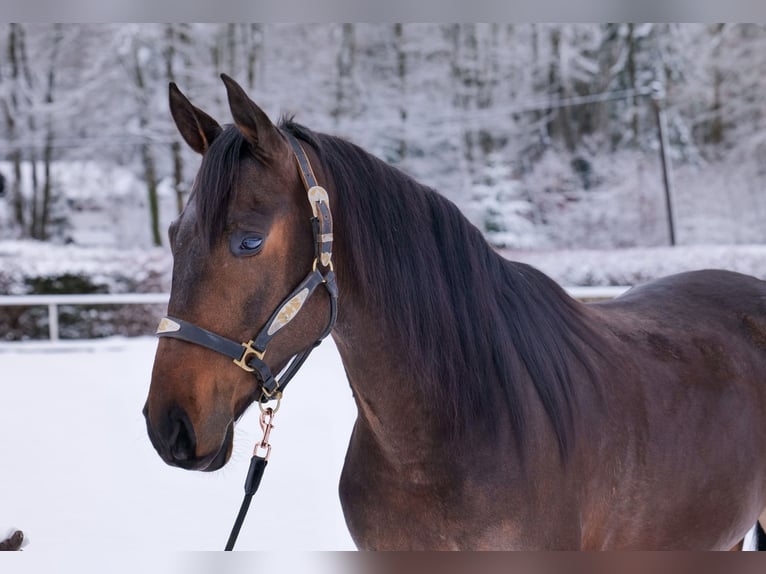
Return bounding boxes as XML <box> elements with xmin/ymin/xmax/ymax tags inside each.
<box><xmin>3</xmin><ymin>23</ymin><xmax>766</xmax><ymax>338</ymax></box>
<box><xmin>2</xmin><ymin>23</ymin><xmax>766</xmax><ymax>250</ymax></box>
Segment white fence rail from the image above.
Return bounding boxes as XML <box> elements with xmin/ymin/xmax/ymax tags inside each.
<box><xmin>0</xmin><ymin>293</ymin><xmax>169</xmax><ymax>342</ymax></box>
<box><xmin>0</xmin><ymin>287</ymin><xmax>631</xmax><ymax>342</ymax></box>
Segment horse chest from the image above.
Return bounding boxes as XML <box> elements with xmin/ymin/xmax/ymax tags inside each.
<box><xmin>337</xmin><ymin>421</ymin><xmax>575</xmax><ymax>550</ymax></box>
<box><xmin>339</xmin><ymin>468</ymin><xmax>459</xmax><ymax>550</ymax></box>
<box><xmin>337</xmin><ymin>430</ymin><xmax>459</xmax><ymax>549</ymax></box>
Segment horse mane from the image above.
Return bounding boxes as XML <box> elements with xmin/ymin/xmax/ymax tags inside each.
<box><xmin>192</xmin><ymin>125</ymin><xmax>248</xmax><ymax>247</ymax></box>
<box><xmin>195</xmin><ymin>119</ymin><xmax>606</xmax><ymax>459</ymax></box>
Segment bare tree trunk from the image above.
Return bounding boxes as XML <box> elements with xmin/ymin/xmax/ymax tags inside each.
<box><xmin>448</xmin><ymin>24</ymin><xmax>483</xmax><ymax>181</ymax></box>
<box><xmin>171</xmin><ymin>141</ymin><xmax>184</xmax><ymax>215</ymax></box>
<box><xmin>246</xmin><ymin>24</ymin><xmax>263</xmax><ymax>89</ymax></box>
<box><xmin>40</xmin><ymin>138</ymin><xmax>53</xmax><ymax>240</ymax></box>
<box><xmin>709</xmin><ymin>24</ymin><xmax>725</xmax><ymax>145</ymax></box>
<box><xmin>6</xmin><ymin>24</ymin><xmax>25</xmax><ymax>232</ymax></box>
<box><xmin>11</xmin><ymin>150</ymin><xmax>23</xmax><ymax>230</ymax></box>
<box><xmin>8</xmin><ymin>22</ymin><xmax>54</xmax><ymax>240</ymax></box>
<box><xmin>29</xmin><ymin>148</ymin><xmax>40</xmax><ymax>238</ymax></box>
<box><xmin>18</xmin><ymin>25</ymin><xmax>36</xmax><ymax>205</ymax></box>
<box><xmin>132</xmin><ymin>42</ymin><xmax>162</xmax><ymax>247</ymax></box>
<box><xmin>141</xmin><ymin>141</ymin><xmax>161</xmax><ymax>246</ymax></box>
<box><xmin>394</xmin><ymin>23</ymin><xmax>407</xmax><ymax>161</ymax></box>
<box><xmin>3</xmin><ymin>82</ymin><xmax>24</xmax><ymax>230</ymax></box>
<box><xmin>626</xmin><ymin>23</ymin><xmax>639</xmax><ymax>144</ymax></box>
<box><xmin>38</xmin><ymin>24</ymin><xmax>64</xmax><ymax>241</ymax></box>
<box><xmin>333</xmin><ymin>23</ymin><xmax>355</xmax><ymax>124</ymax></box>
<box><xmin>547</xmin><ymin>27</ymin><xmax>576</xmax><ymax>152</ymax></box>
<box><xmin>164</xmin><ymin>24</ymin><xmax>187</xmax><ymax>216</ymax></box>
<box><xmin>227</xmin><ymin>23</ymin><xmax>237</xmax><ymax>73</ymax></box>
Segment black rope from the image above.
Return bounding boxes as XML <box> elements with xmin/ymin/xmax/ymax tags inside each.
<box><xmin>224</xmin><ymin>455</ymin><xmax>268</xmax><ymax>551</ymax></box>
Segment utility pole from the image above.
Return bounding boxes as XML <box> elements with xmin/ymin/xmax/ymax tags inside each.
<box><xmin>652</xmin><ymin>81</ymin><xmax>677</xmax><ymax>246</ymax></box>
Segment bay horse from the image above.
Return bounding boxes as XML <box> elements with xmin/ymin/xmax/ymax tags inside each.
<box><xmin>144</xmin><ymin>75</ymin><xmax>766</xmax><ymax>550</ymax></box>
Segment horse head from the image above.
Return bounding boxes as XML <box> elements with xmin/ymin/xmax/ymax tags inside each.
<box><xmin>143</xmin><ymin>75</ymin><xmax>335</xmax><ymax>471</ymax></box>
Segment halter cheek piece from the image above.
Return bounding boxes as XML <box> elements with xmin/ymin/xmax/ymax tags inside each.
<box><xmin>155</xmin><ymin>133</ymin><xmax>338</xmax><ymax>402</ymax></box>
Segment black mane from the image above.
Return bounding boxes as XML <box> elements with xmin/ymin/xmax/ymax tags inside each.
<box><xmin>282</xmin><ymin>120</ymin><xmax>609</xmax><ymax>459</ymax></box>
<box><xmin>195</xmin><ymin>119</ymin><xmax>606</xmax><ymax>459</ymax></box>
<box><xmin>192</xmin><ymin>125</ymin><xmax>248</xmax><ymax>247</ymax></box>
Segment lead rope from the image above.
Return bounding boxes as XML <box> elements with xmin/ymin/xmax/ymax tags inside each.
<box><xmin>224</xmin><ymin>396</ymin><xmax>280</xmax><ymax>551</ymax></box>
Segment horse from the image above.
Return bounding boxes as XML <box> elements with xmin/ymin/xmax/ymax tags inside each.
<box><xmin>144</xmin><ymin>74</ymin><xmax>766</xmax><ymax>550</ymax></box>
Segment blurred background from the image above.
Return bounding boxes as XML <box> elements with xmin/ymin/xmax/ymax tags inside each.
<box><xmin>5</xmin><ymin>24</ymin><xmax>766</xmax><ymax>246</ymax></box>
<box><xmin>2</xmin><ymin>23</ymin><xmax>766</xmax><ymax>339</ymax></box>
<box><xmin>2</xmin><ymin>23</ymin><xmax>766</xmax><ymax>318</ymax></box>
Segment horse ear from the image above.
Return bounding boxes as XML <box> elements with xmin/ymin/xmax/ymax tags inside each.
<box><xmin>220</xmin><ymin>73</ymin><xmax>283</xmax><ymax>153</ymax></box>
<box><xmin>169</xmin><ymin>82</ymin><xmax>222</xmax><ymax>155</ymax></box>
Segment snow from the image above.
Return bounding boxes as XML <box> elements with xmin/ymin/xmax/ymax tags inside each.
<box><xmin>0</xmin><ymin>240</ymin><xmax>170</xmax><ymax>296</ymax></box>
<box><xmin>504</xmin><ymin>244</ymin><xmax>766</xmax><ymax>286</ymax></box>
<box><xmin>3</xmin><ymin>252</ymin><xmax>766</xmax><ymax>560</ymax></box>
<box><xmin>0</xmin><ymin>336</ymin><xmax>357</xmax><ymax>554</ymax></box>
<box><xmin>6</xmin><ymin>24</ymin><xmax>766</xmax><ymax>254</ymax></box>
<box><xmin>0</xmin><ymin>160</ymin><xmax>180</xmax><ymax>248</ymax></box>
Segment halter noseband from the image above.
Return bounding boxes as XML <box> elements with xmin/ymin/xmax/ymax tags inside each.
<box><xmin>155</xmin><ymin>133</ymin><xmax>338</xmax><ymax>402</ymax></box>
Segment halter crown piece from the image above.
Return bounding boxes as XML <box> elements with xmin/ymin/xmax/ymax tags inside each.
<box><xmin>155</xmin><ymin>133</ymin><xmax>339</xmax><ymax>402</ymax></box>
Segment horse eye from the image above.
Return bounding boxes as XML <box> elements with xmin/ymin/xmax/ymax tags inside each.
<box><xmin>239</xmin><ymin>236</ymin><xmax>264</xmax><ymax>253</ymax></box>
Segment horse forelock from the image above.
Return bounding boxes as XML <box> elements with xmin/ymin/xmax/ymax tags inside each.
<box><xmin>192</xmin><ymin>125</ymin><xmax>248</xmax><ymax>249</ymax></box>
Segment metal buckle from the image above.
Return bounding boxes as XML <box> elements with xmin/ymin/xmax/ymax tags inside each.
<box><xmin>312</xmin><ymin>257</ymin><xmax>334</xmax><ymax>273</ymax></box>
<box><xmin>232</xmin><ymin>340</ymin><xmax>265</xmax><ymax>373</ymax></box>
<box><xmin>307</xmin><ymin>186</ymin><xmax>329</xmax><ymax>218</ymax></box>
<box><xmin>258</xmin><ymin>390</ymin><xmax>282</xmax><ymax>414</ymax></box>
<box><xmin>259</xmin><ymin>382</ymin><xmax>281</xmax><ymax>400</ymax></box>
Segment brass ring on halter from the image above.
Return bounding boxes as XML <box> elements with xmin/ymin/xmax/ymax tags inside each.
<box><xmin>312</xmin><ymin>257</ymin><xmax>334</xmax><ymax>274</ymax></box>
<box><xmin>259</xmin><ymin>390</ymin><xmax>282</xmax><ymax>415</ymax></box>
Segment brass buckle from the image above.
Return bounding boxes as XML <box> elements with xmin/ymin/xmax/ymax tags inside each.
<box><xmin>258</xmin><ymin>390</ymin><xmax>282</xmax><ymax>414</ymax></box>
<box><xmin>232</xmin><ymin>340</ymin><xmax>264</xmax><ymax>373</ymax></box>
<box><xmin>312</xmin><ymin>257</ymin><xmax>334</xmax><ymax>273</ymax></box>
<box><xmin>259</xmin><ymin>381</ymin><xmax>282</xmax><ymax>401</ymax></box>
<box><xmin>307</xmin><ymin>186</ymin><xmax>330</xmax><ymax>218</ymax></box>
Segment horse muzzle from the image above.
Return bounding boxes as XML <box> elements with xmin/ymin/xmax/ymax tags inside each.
<box><xmin>143</xmin><ymin>401</ymin><xmax>234</xmax><ymax>472</ymax></box>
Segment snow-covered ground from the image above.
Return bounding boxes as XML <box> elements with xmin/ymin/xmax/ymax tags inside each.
<box><xmin>2</xmin><ymin>295</ymin><xmax>763</xmax><ymax>565</ymax></box>
<box><xmin>4</xmin><ymin>240</ymin><xmax>766</xmax><ymax>295</ymax></box>
<box><xmin>0</xmin><ymin>336</ymin><xmax>357</xmax><ymax>554</ymax></box>
<box><xmin>2</xmin><ymin>241</ymin><xmax>766</xmax><ymax>563</ymax></box>
<box><xmin>505</xmin><ymin>244</ymin><xmax>766</xmax><ymax>286</ymax></box>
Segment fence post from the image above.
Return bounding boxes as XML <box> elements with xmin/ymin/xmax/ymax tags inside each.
<box><xmin>48</xmin><ymin>303</ymin><xmax>59</xmax><ymax>341</ymax></box>
<box><xmin>652</xmin><ymin>81</ymin><xmax>677</xmax><ymax>246</ymax></box>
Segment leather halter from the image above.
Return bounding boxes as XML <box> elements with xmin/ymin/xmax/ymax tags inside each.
<box><xmin>155</xmin><ymin>133</ymin><xmax>338</xmax><ymax>402</ymax></box>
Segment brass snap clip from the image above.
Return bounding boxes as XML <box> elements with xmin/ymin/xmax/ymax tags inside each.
<box><xmin>254</xmin><ymin>406</ymin><xmax>277</xmax><ymax>461</ymax></box>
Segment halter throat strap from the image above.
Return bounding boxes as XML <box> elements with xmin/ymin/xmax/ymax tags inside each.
<box><xmin>156</xmin><ymin>133</ymin><xmax>338</xmax><ymax>400</ymax></box>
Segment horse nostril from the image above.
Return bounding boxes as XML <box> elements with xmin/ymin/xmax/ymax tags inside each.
<box><xmin>168</xmin><ymin>407</ymin><xmax>196</xmax><ymax>462</ymax></box>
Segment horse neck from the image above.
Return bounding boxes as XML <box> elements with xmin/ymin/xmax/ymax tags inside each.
<box><xmin>327</xmin><ymin>217</ymin><xmax>551</xmax><ymax>468</ymax></box>
<box><xmin>324</xmin><ymin>166</ymin><xmax>526</xmax><ymax>463</ymax></box>
<box><xmin>309</xmin><ymin>131</ymin><xmax>604</xmax><ymax>467</ymax></box>
<box><xmin>323</xmin><ymin>182</ymin><xmax>458</xmax><ymax>462</ymax></box>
